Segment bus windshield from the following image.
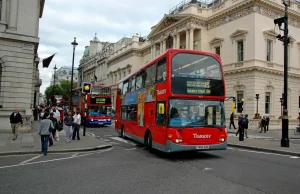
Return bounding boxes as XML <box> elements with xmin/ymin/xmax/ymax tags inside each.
<box><xmin>169</xmin><ymin>99</ymin><xmax>225</xmax><ymax>127</ymax></box>
<box><xmin>88</xmin><ymin>106</ymin><xmax>113</xmax><ymax>116</ymax></box>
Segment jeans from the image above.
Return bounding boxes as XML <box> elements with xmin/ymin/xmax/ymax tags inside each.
<box><xmin>41</xmin><ymin>135</ymin><xmax>50</xmax><ymax>156</ymax></box>
<box><xmin>65</xmin><ymin>125</ymin><xmax>72</xmax><ymax>141</ymax></box>
<box><xmin>72</xmin><ymin>124</ymin><xmax>80</xmax><ymax>140</ymax></box>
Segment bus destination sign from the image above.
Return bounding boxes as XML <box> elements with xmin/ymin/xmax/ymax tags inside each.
<box><xmin>186</xmin><ymin>80</ymin><xmax>211</xmax><ymax>95</ymax></box>
<box><xmin>90</xmin><ymin>97</ymin><xmax>111</xmax><ymax>105</ymax></box>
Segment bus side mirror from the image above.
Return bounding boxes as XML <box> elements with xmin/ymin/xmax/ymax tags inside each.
<box><xmin>158</xmin><ymin>104</ymin><xmax>165</xmax><ymax>114</ymax></box>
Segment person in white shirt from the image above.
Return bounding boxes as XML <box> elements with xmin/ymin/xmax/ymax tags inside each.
<box><xmin>72</xmin><ymin>107</ymin><xmax>81</xmax><ymax>140</ymax></box>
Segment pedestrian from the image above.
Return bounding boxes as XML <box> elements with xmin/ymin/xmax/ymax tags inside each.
<box><xmin>72</xmin><ymin>107</ymin><xmax>81</xmax><ymax>140</ymax></box>
<box><xmin>9</xmin><ymin>108</ymin><xmax>23</xmax><ymax>140</ymax></box>
<box><xmin>229</xmin><ymin>112</ymin><xmax>236</xmax><ymax>129</ymax></box>
<box><xmin>39</xmin><ymin>107</ymin><xmax>45</xmax><ymax>121</ymax></box>
<box><xmin>49</xmin><ymin>112</ymin><xmax>58</xmax><ymax>142</ymax></box>
<box><xmin>236</xmin><ymin>114</ymin><xmax>243</xmax><ymax>136</ymax></box>
<box><xmin>243</xmin><ymin>114</ymin><xmax>249</xmax><ymax>138</ymax></box>
<box><xmin>64</xmin><ymin>111</ymin><xmax>74</xmax><ymax>143</ymax></box>
<box><xmin>260</xmin><ymin>116</ymin><xmax>267</xmax><ymax>133</ymax></box>
<box><xmin>266</xmin><ymin>116</ymin><xmax>270</xmax><ymax>131</ymax></box>
<box><xmin>39</xmin><ymin>112</ymin><xmax>54</xmax><ymax>156</ymax></box>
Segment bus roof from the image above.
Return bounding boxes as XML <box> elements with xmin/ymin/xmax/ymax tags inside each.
<box><xmin>118</xmin><ymin>48</ymin><xmax>221</xmax><ymax>84</ymax></box>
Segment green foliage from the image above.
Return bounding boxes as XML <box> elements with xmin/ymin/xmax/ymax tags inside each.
<box><xmin>44</xmin><ymin>81</ymin><xmax>77</xmax><ymax>106</ymax></box>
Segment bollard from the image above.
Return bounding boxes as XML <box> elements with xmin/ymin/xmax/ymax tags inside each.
<box><xmin>83</xmin><ymin>117</ymin><xmax>86</xmax><ymax>136</ymax></box>
<box><xmin>239</xmin><ymin>127</ymin><xmax>244</xmax><ymax>141</ymax></box>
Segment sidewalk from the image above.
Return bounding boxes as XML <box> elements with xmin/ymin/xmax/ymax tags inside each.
<box><xmin>227</xmin><ymin>136</ymin><xmax>300</xmax><ymax>157</ymax></box>
<box><xmin>0</xmin><ymin>121</ymin><xmax>111</xmax><ymax>156</ymax></box>
<box><xmin>227</xmin><ymin>126</ymin><xmax>300</xmax><ymax>139</ymax></box>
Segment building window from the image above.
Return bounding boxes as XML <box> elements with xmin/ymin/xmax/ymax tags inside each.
<box><xmin>237</xmin><ymin>40</ymin><xmax>244</xmax><ymax>62</ymax></box>
<box><xmin>266</xmin><ymin>39</ymin><xmax>273</xmax><ymax>62</ymax></box>
<box><xmin>237</xmin><ymin>91</ymin><xmax>244</xmax><ymax>113</ymax></box>
<box><xmin>265</xmin><ymin>92</ymin><xmax>271</xmax><ymax>114</ymax></box>
<box><xmin>0</xmin><ymin>1</ymin><xmax>2</xmax><ymax>21</ymax></box>
<box><xmin>215</xmin><ymin>46</ymin><xmax>221</xmax><ymax>55</ymax></box>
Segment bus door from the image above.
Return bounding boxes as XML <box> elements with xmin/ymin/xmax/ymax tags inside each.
<box><xmin>155</xmin><ymin>101</ymin><xmax>167</xmax><ymax>146</ymax></box>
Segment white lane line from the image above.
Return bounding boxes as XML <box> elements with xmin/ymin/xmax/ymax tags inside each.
<box><xmin>71</xmin><ymin>153</ymin><xmax>78</xmax><ymax>157</ymax></box>
<box><xmin>227</xmin><ymin>147</ymin><xmax>235</xmax><ymax>150</ymax></box>
<box><xmin>104</xmin><ymin>135</ymin><xmax>112</xmax><ymax>137</ymax></box>
<box><xmin>290</xmin><ymin>156</ymin><xmax>299</xmax><ymax>159</ymax></box>
<box><xmin>86</xmin><ymin>132</ymin><xmax>95</xmax><ymax>137</ymax></box>
<box><xmin>110</xmin><ymin>137</ymin><xmax>136</xmax><ymax>145</ymax></box>
<box><xmin>19</xmin><ymin>155</ymin><xmax>41</xmax><ymax>164</ymax></box>
<box><xmin>125</xmin><ymin>148</ymin><xmax>136</xmax><ymax>151</ymax></box>
<box><xmin>0</xmin><ymin>148</ymin><xmax>113</xmax><ymax>170</ymax></box>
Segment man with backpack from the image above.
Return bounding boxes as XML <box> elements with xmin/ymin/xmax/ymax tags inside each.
<box><xmin>242</xmin><ymin>114</ymin><xmax>249</xmax><ymax>138</ymax></box>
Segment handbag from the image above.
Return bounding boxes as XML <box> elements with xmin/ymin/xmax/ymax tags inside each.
<box><xmin>49</xmin><ymin>124</ymin><xmax>54</xmax><ymax>132</ymax></box>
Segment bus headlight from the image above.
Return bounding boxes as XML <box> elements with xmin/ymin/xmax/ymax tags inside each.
<box><xmin>91</xmin><ymin>119</ymin><xmax>93</xmax><ymax>121</ymax></box>
<box><xmin>175</xmin><ymin>139</ymin><xmax>182</xmax><ymax>143</ymax></box>
<box><xmin>219</xmin><ymin>138</ymin><xmax>225</xmax><ymax>142</ymax></box>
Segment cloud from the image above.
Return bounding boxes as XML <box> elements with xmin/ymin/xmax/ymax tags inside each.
<box><xmin>38</xmin><ymin>0</ymin><xmax>182</xmax><ymax>94</ymax></box>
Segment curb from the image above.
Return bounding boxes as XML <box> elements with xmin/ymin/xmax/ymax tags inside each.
<box><xmin>227</xmin><ymin>131</ymin><xmax>300</xmax><ymax>139</ymax></box>
<box><xmin>0</xmin><ymin>144</ymin><xmax>112</xmax><ymax>156</ymax></box>
<box><xmin>228</xmin><ymin>143</ymin><xmax>300</xmax><ymax>157</ymax></box>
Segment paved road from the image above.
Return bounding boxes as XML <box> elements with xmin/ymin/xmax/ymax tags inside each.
<box><xmin>0</xmin><ymin>124</ymin><xmax>299</xmax><ymax>194</ymax></box>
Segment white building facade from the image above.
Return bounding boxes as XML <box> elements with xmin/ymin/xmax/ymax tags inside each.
<box><xmin>50</xmin><ymin>66</ymin><xmax>78</xmax><ymax>85</ymax></box>
<box><xmin>0</xmin><ymin>0</ymin><xmax>45</xmax><ymax>132</ymax></box>
<box><xmin>106</xmin><ymin>0</ymin><xmax>300</xmax><ymax>127</ymax></box>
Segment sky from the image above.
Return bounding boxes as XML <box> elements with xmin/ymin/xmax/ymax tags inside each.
<box><xmin>38</xmin><ymin>0</ymin><xmax>184</xmax><ymax>94</ymax></box>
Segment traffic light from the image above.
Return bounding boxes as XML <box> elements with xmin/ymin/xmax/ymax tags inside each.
<box><xmin>82</xmin><ymin>82</ymin><xmax>91</xmax><ymax>94</ymax></box>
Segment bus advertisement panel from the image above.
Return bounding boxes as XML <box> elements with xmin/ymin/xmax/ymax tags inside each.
<box><xmin>115</xmin><ymin>49</ymin><xmax>227</xmax><ymax>153</ymax></box>
<box><xmin>72</xmin><ymin>85</ymin><xmax>113</xmax><ymax>126</ymax></box>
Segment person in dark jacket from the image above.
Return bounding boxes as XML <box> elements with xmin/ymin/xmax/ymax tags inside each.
<box><xmin>236</xmin><ymin>114</ymin><xmax>243</xmax><ymax>136</ymax></box>
<box><xmin>64</xmin><ymin>111</ymin><xmax>74</xmax><ymax>142</ymax></box>
<box><xmin>229</xmin><ymin>112</ymin><xmax>236</xmax><ymax>129</ymax></box>
<box><xmin>49</xmin><ymin>112</ymin><xmax>58</xmax><ymax>146</ymax></box>
<box><xmin>39</xmin><ymin>112</ymin><xmax>54</xmax><ymax>156</ymax></box>
<box><xmin>9</xmin><ymin>108</ymin><xmax>23</xmax><ymax>140</ymax></box>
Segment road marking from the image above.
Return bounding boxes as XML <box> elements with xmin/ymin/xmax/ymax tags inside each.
<box><xmin>227</xmin><ymin>147</ymin><xmax>235</xmax><ymax>150</ymax></box>
<box><xmin>104</xmin><ymin>135</ymin><xmax>112</xmax><ymax>137</ymax></box>
<box><xmin>290</xmin><ymin>156</ymin><xmax>299</xmax><ymax>159</ymax></box>
<box><xmin>0</xmin><ymin>148</ymin><xmax>113</xmax><ymax>170</ymax></box>
<box><xmin>234</xmin><ymin>148</ymin><xmax>291</xmax><ymax>157</ymax></box>
<box><xmin>86</xmin><ymin>132</ymin><xmax>95</xmax><ymax>137</ymax></box>
<box><xmin>110</xmin><ymin>137</ymin><xmax>135</xmax><ymax>145</ymax></box>
<box><xmin>202</xmin><ymin>168</ymin><xmax>213</xmax><ymax>171</ymax></box>
<box><xmin>19</xmin><ymin>155</ymin><xmax>41</xmax><ymax>164</ymax></box>
<box><xmin>72</xmin><ymin>153</ymin><xmax>78</xmax><ymax>157</ymax></box>
<box><xmin>125</xmin><ymin>148</ymin><xmax>136</xmax><ymax>151</ymax></box>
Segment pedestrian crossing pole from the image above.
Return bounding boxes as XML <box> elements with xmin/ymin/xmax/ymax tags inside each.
<box><xmin>83</xmin><ymin>94</ymin><xmax>87</xmax><ymax>136</ymax></box>
<box><xmin>82</xmin><ymin>82</ymin><xmax>91</xmax><ymax>137</ymax></box>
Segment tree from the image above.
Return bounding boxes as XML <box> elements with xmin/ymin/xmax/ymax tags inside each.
<box><xmin>44</xmin><ymin>80</ymin><xmax>77</xmax><ymax>106</ymax></box>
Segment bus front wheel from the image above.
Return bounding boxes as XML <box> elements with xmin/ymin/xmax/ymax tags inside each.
<box><xmin>121</xmin><ymin>126</ymin><xmax>125</xmax><ymax>139</ymax></box>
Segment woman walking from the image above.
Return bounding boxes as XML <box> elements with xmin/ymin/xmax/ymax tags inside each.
<box><xmin>39</xmin><ymin>112</ymin><xmax>54</xmax><ymax>156</ymax></box>
<box><xmin>64</xmin><ymin>111</ymin><xmax>74</xmax><ymax>143</ymax></box>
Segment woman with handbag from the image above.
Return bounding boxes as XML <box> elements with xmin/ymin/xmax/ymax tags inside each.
<box><xmin>39</xmin><ymin>112</ymin><xmax>54</xmax><ymax>156</ymax></box>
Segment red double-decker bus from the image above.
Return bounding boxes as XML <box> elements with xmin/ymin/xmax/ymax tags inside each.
<box><xmin>73</xmin><ymin>85</ymin><xmax>113</xmax><ymax>126</ymax></box>
<box><xmin>115</xmin><ymin>49</ymin><xmax>227</xmax><ymax>152</ymax></box>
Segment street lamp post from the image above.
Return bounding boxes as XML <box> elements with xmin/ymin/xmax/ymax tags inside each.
<box><xmin>69</xmin><ymin>37</ymin><xmax>78</xmax><ymax>109</ymax></box>
<box><xmin>253</xmin><ymin>94</ymin><xmax>260</xmax><ymax>119</ymax></box>
<box><xmin>52</xmin><ymin>64</ymin><xmax>57</xmax><ymax>94</ymax></box>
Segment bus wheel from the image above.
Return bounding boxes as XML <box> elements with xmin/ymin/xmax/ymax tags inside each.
<box><xmin>147</xmin><ymin>132</ymin><xmax>153</xmax><ymax>152</ymax></box>
<box><xmin>121</xmin><ymin>126</ymin><xmax>125</xmax><ymax>139</ymax></box>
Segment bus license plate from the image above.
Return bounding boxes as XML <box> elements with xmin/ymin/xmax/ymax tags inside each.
<box><xmin>196</xmin><ymin>145</ymin><xmax>209</xmax><ymax>149</ymax></box>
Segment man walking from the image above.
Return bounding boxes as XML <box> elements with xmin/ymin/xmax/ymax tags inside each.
<box><xmin>9</xmin><ymin>108</ymin><xmax>23</xmax><ymax>140</ymax></box>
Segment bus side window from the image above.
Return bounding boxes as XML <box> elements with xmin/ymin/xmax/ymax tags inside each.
<box><xmin>157</xmin><ymin>58</ymin><xmax>166</xmax><ymax>83</ymax></box>
<box><xmin>156</xmin><ymin>102</ymin><xmax>166</xmax><ymax>125</ymax></box>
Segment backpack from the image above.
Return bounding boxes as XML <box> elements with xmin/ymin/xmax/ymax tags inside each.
<box><xmin>241</xmin><ymin>117</ymin><xmax>248</xmax><ymax>127</ymax></box>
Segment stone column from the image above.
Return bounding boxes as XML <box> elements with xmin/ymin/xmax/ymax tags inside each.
<box><xmin>176</xmin><ymin>33</ymin><xmax>180</xmax><ymax>49</ymax></box>
<box><xmin>173</xmin><ymin>35</ymin><xmax>176</xmax><ymax>48</ymax></box>
<box><xmin>1</xmin><ymin>0</ymin><xmax>7</xmax><ymax>22</ymax></box>
<box><xmin>185</xmin><ymin>30</ymin><xmax>189</xmax><ymax>49</ymax></box>
<box><xmin>189</xmin><ymin>28</ymin><xmax>194</xmax><ymax>50</ymax></box>
<box><xmin>8</xmin><ymin>0</ymin><xmax>19</xmax><ymax>30</ymax></box>
<box><xmin>163</xmin><ymin>39</ymin><xmax>166</xmax><ymax>52</ymax></box>
<box><xmin>160</xmin><ymin>41</ymin><xmax>163</xmax><ymax>54</ymax></box>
